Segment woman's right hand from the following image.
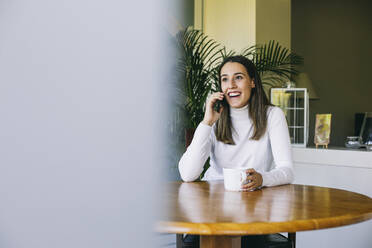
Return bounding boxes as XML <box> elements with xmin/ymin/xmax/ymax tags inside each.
<box><xmin>202</xmin><ymin>92</ymin><xmax>224</xmax><ymax>126</ymax></box>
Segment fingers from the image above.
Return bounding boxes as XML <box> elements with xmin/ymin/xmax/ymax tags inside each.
<box><xmin>211</xmin><ymin>92</ymin><xmax>224</xmax><ymax>101</ymax></box>
<box><xmin>207</xmin><ymin>92</ymin><xmax>224</xmax><ymax>107</ymax></box>
<box><xmin>202</xmin><ymin>92</ymin><xmax>225</xmax><ymax>126</ymax></box>
<box><xmin>241</xmin><ymin>181</ymin><xmax>256</xmax><ymax>191</ymax></box>
<box><xmin>241</xmin><ymin>169</ymin><xmax>263</xmax><ymax>191</ymax></box>
<box><xmin>246</xmin><ymin>168</ymin><xmax>256</xmax><ymax>174</ymax></box>
<box><xmin>246</xmin><ymin>175</ymin><xmax>254</xmax><ymax>181</ymax></box>
<box><xmin>241</xmin><ymin>181</ymin><xmax>255</xmax><ymax>189</ymax></box>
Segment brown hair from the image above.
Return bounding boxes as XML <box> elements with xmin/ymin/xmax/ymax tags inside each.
<box><xmin>215</xmin><ymin>56</ymin><xmax>272</xmax><ymax>144</ymax></box>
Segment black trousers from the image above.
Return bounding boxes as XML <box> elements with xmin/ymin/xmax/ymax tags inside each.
<box><xmin>182</xmin><ymin>234</ymin><xmax>292</xmax><ymax>248</ymax></box>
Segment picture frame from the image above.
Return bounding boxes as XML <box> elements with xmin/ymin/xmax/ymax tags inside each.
<box><xmin>314</xmin><ymin>114</ymin><xmax>332</xmax><ymax>148</ymax></box>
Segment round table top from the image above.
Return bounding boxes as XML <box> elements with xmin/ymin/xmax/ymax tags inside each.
<box><xmin>156</xmin><ymin>181</ymin><xmax>372</xmax><ymax>235</ymax></box>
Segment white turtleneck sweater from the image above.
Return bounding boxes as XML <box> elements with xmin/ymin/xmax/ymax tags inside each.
<box><xmin>178</xmin><ymin>105</ymin><xmax>294</xmax><ymax>187</ymax></box>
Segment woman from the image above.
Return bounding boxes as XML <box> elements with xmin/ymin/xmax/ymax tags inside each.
<box><xmin>179</xmin><ymin>55</ymin><xmax>294</xmax><ymax>191</ymax></box>
<box><xmin>178</xmin><ymin>55</ymin><xmax>294</xmax><ymax>247</ymax></box>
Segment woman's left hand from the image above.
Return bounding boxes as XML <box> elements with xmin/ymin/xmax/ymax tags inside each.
<box><xmin>241</xmin><ymin>168</ymin><xmax>263</xmax><ymax>191</ymax></box>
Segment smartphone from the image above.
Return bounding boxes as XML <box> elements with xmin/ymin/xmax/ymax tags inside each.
<box><xmin>213</xmin><ymin>99</ymin><xmax>222</xmax><ymax>112</ymax></box>
<box><xmin>213</xmin><ymin>89</ymin><xmax>225</xmax><ymax>112</ymax></box>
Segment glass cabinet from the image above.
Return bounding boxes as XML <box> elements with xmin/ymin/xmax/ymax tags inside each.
<box><xmin>270</xmin><ymin>88</ymin><xmax>309</xmax><ymax>147</ymax></box>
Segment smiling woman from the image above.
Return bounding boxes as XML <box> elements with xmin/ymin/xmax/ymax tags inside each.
<box><xmin>178</xmin><ymin>55</ymin><xmax>295</xmax><ymax>247</ymax></box>
<box><xmin>220</xmin><ymin>62</ymin><xmax>255</xmax><ymax>109</ymax></box>
<box><xmin>215</xmin><ymin>56</ymin><xmax>272</xmax><ymax>144</ymax></box>
<box><xmin>179</xmin><ymin>55</ymin><xmax>294</xmax><ymax>188</ymax></box>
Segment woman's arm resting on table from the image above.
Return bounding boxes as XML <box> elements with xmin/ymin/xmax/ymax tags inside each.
<box><xmin>178</xmin><ymin>123</ymin><xmax>213</xmax><ymax>182</ymax></box>
<box><xmin>261</xmin><ymin>107</ymin><xmax>294</xmax><ymax>187</ymax></box>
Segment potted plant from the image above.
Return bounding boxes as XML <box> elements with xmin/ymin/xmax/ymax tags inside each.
<box><xmin>173</xmin><ymin>27</ymin><xmax>303</xmax><ymax>179</ymax></box>
<box><xmin>175</xmin><ymin>27</ymin><xmax>223</xmax><ymax>147</ymax></box>
<box><xmin>211</xmin><ymin>40</ymin><xmax>303</xmax><ymax>93</ymax></box>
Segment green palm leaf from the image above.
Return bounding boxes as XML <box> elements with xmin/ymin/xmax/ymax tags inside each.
<box><xmin>175</xmin><ymin>27</ymin><xmax>223</xmax><ymax>129</ymax></box>
<box><xmin>253</xmin><ymin>40</ymin><xmax>303</xmax><ymax>85</ymax></box>
<box><xmin>169</xmin><ymin>28</ymin><xmax>303</xmax><ymax>179</ymax></box>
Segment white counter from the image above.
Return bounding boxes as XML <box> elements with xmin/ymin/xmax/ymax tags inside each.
<box><xmin>292</xmin><ymin>147</ymin><xmax>372</xmax><ymax>196</ymax></box>
<box><xmin>292</xmin><ymin>147</ymin><xmax>372</xmax><ymax>248</ymax></box>
<box><xmin>293</xmin><ymin>147</ymin><xmax>372</xmax><ymax>169</ymax></box>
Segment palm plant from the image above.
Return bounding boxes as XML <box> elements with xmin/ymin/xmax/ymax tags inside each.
<box><xmin>210</xmin><ymin>41</ymin><xmax>303</xmax><ymax>95</ymax></box>
<box><xmin>209</xmin><ymin>47</ymin><xmax>236</xmax><ymax>92</ymax></box>
<box><xmin>172</xmin><ymin>28</ymin><xmax>303</xmax><ymax>179</ymax></box>
<box><xmin>242</xmin><ymin>40</ymin><xmax>303</xmax><ymax>89</ymax></box>
<box><xmin>176</xmin><ymin>27</ymin><xmax>222</xmax><ymax>131</ymax></box>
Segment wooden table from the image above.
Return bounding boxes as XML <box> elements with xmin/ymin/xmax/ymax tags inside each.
<box><xmin>156</xmin><ymin>181</ymin><xmax>372</xmax><ymax>248</ymax></box>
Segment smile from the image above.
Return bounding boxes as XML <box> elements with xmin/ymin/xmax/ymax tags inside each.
<box><xmin>228</xmin><ymin>92</ymin><xmax>241</xmax><ymax>97</ymax></box>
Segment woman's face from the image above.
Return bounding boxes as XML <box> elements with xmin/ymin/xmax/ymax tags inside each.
<box><xmin>220</xmin><ymin>62</ymin><xmax>255</xmax><ymax>108</ymax></box>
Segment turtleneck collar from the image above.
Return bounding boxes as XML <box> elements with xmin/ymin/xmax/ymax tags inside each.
<box><xmin>229</xmin><ymin>104</ymin><xmax>250</xmax><ymax>121</ymax></box>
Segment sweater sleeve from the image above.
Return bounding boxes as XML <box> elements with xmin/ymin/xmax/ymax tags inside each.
<box><xmin>178</xmin><ymin>123</ymin><xmax>213</xmax><ymax>182</ymax></box>
<box><xmin>261</xmin><ymin>107</ymin><xmax>295</xmax><ymax>187</ymax></box>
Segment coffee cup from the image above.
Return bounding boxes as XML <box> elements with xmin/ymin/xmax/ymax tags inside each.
<box><xmin>222</xmin><ymin>168</ymin><xmax>249</xmax><ymax>191</ymax></box>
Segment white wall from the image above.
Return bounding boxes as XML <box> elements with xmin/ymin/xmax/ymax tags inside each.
<box><xmin>0</xmin><ymin>0</ymin><xmax>166</xmax><ymax>247</ymax></box>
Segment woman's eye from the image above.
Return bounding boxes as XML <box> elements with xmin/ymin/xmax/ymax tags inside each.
<box><xmin>221</xmin><ymin>78</ymin><xmax>228</xmax><ymax>82</ymax></box>
<box><xmin>236</xmin><ymin>75</ymin><xmax>243</xmax><ymax>80</ymax></box>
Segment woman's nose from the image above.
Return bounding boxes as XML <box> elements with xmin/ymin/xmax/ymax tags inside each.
<box><xmin>227</xmin><ymin>79</ymin><xmax>237</xmax><ymax>88</ymax></box>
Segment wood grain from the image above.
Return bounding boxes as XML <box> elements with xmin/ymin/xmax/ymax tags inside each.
<box><xmin>156</xmin><ymin>181</ymin><xmax>372</xmax><ymax>235</ymax></box>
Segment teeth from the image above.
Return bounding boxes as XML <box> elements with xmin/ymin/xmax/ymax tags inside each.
<box><xmin>229</xmin><ymin>92</ymin><xmax>240</xmax><ymax>97</ymax></box>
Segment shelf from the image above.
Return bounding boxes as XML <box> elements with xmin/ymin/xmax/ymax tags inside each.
<box><xmin>270</xmin><ymin>88</ymin><xmax>309</xmax><ymax>147</ymax></box>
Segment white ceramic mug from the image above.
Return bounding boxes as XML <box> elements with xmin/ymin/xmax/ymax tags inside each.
<box><xmin>222</xmin><ymin>168</ymin><xmax>249</xmax><ymax>191</ymax></box>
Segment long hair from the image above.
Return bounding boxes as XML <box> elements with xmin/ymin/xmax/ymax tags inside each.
<box><xmin>215</xmin><ymin>55</ymin><xmax>272</xmax><ymax>144</ymax></box>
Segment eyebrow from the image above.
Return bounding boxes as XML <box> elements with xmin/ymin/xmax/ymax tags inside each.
<box><xmin>221</xmin><ymin>72</ymin><xmax>246</xmax><ymax>77</ymax></box>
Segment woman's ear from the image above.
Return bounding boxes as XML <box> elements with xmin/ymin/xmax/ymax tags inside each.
<box><xmin>251</xmin><ymin>79</ymin><xmax>256</xmax><ymax>88</ymax></box>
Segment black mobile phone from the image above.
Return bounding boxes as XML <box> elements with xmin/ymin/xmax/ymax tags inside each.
<box><xmin>213</xmin><ymin>99</ymin><xmax>222</xmax><ymax>112</ymax></box>
<box><xmin>213</xmin><ymin>88</ymin><xmax>224</xmax><ymax>112</ymax></box>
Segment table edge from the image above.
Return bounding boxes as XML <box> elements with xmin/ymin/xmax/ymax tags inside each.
<box><xmin>155</xmin><ymin>212</ymin><xmax>372</xmax><ymax>235</ymax></box>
